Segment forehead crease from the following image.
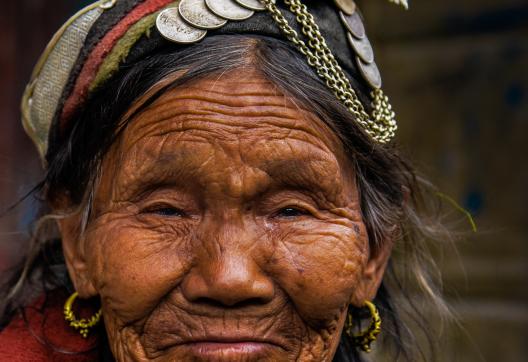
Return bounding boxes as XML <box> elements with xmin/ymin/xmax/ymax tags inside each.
<box><xmin>131</xmin><ymin>82</ymin><xmax>297</xmax><ymax>124</ymax></box>
<box><xmin>125</xmin><ymin>102</ymin><xmax>304</xmax><ymax>145</ymax></box>
<box><xmin>121</xmin><ymin>135</ymin><xmax>329</xmax><ymax>176</ymax></box>
<box><xmin>121</xmin><ymin>115</ymin><xmax>336</xmax><ymax>160</ymax></box>
<box><xmin>139</xmin><ymin>94</ymin><xmax>297</xmax><ymax>120</ymax></box>
<box><xmin>123</xmin><ymin>85</ymin><xmax>338</xmax><ymax>146</ymax></box>
<box><xmin>110</xmin><ymin>73</ymin><xmax>348</xmax><ymax>195</ymax></box>
<box><xmin>115</xmin><ymin>135</ymin><xmax>343</xmax><ymax>197</ymax></box>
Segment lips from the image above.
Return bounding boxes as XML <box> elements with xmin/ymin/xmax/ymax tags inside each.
<box><xmin>172</xmin><ymin>334</ymin><xmax>287</xmax><ymax>360</ymax></box>
<box><xmin>182</xmin><ymin>340</ymin><xmax>282</xmax><ymax>360</ymax></box>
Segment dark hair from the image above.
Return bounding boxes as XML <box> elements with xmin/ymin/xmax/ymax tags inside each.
<box><xmin>1</xmin><ymin>35</ymin><xmax>452</xmax><ymax>361</ymax></box>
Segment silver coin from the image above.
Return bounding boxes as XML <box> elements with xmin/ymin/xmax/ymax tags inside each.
<box><xmin>156</xmin><ymin>8</ymin><xmax>207</xmax><ymax>44</ymax></box>
<box><xmin>234</xmin><ymin>0</ymin><xmax>269</xmax><ymax>11</ymax></box>
<box><xmin>340</xmin><ymin>11</ymin><xmax>365</xmax><ymax>39</ymax></box>
<box><xmin>99</xmin><ymin>0</ymin><xmax>117</xmax><ymax>9</ymax></box>
<box><xmin>180</xmin><ymin>0</ymin><xmax>228</xmax><ymax>29</ymax></box>
<box><xmin>347</xmin><ymin>32</ymin><xmax>374</xmax><ymax>64</ymax></box>
<box><xmin>356</xmin><ymin>56</ymin><xmax>382</xmax><ymax>89</ymax></box>
<box><xmin>205</xmin><ymin>0</ymin><xmax>254</xmax><ymax>21</ymax></box>
<box><xmin>333</xmin><ymin>0</ymin><xmax>356</xmax><ymax>16</ymax></box>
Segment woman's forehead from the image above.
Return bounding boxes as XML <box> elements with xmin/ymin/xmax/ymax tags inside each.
<box><xmin>100</xmin><ymin>69</ymin><xmax>355</xmax><ymax>201</ymax></box>
<box><xmin>118</xmin><ymin>68</ymin><xmax>346</xmax><ymax>165</ymax></box>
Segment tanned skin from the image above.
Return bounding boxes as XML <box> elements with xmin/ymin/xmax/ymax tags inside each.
<box><xmin>58</xmin><ymin>68</ymin><xmax>392</xmax><ymax>362</ymax></box>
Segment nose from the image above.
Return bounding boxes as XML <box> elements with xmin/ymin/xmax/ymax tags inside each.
<box><xmin>181</xmin><ymin>250</ymin><xmax>274</xmax><ymax>308</ymax></box>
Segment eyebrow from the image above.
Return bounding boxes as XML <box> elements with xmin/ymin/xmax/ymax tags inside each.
<box><xmin>258</xmin><ymin>158</ymin><xmax>343</xmax><ymax>199</ymax></box>
<box><xmin>115</xmin><ymin>153</ymin><xmax>196</xmax><ymax>201</ymax></box>
<box><xmin>116</xmin><ymin>152</ymin><xmax>344</xmax><ymax>203</ymax></box>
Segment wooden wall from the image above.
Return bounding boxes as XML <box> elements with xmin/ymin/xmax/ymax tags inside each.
<box><xmin>0</xmin><ymin>0</ymin><xmax>74</xmax><ymax>275</ymax></box>
<box><xmin>362</xmin><ymin>0</ymin><xmax>528</xmax><ymax>360</ymax></box>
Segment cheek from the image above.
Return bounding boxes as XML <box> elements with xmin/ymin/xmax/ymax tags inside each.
<box><xmin>84</xmin><ymin>213</ymin><xmax>193</xmax><ymax>323</ymax></box>
<box><xmin>267</xmin><ymin>219</ymin><xmax>368</xmax><ymax>324</ymax></box>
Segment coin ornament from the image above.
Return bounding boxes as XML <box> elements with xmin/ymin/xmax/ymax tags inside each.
<box><xmin>339</xmin><ymin>11</ymin><xmax>365</xmax><ymax>39</ymax></box>
<box><xmin>205</xmin><ymin>0</ymin><xmax>254</xmax><ymax>21</ymax></box>
<box><xmin>346</xmin><ymin>32</ymin><xmax>374</xmax><ymax>64</ymax></box>
<box><xmin>235</xmin><ymin>0</ymin><xmax>271</xmax><ymax>11</ymax></box>
<box><xmin>356</xmin><ymin>58</ymin><xmax>382</xmax><ymax>89</ymax></box>
<box><xmin>333</xmin><ymin>0</ymin><xmax>356</xmax><ymax>16</ymax></box>
<box><xmin>156</xmin><ymin>0</ymin><xmax>262</xmax><ymax>45</ymax></box>
<box><xmin>339</xmin><ymin>7</ymin><xmax>381</xmax><ymax>89</ymax></box>
<box><xmin>99</xmin><ymin>0</ymin><xmax>117</xmax><ymax>10</ymax></box>
<box><xmin>179</xmin><ymin>0</ymin><xmax>227</xmax><ymax>29</ymax></box>
<box><xmin>388</xmin><ymin>0</ymin><xmax>409</xmax><ymax>10</ymax></box>
<box><xmin>156</xmin><ymin>7</ymin><xmax>207</xmax><ymax>43</ymax></box>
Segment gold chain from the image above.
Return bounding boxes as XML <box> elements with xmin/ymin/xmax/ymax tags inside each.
<box><xmin>261</xmin><ymin>0</ymin><xmax>397</xmax><ymax>143</ymax></box>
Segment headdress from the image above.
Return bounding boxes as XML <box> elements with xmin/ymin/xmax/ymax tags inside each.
<box><xmin>21</xmin><ymin>0</ymin><xmax>409</xmax><ymax>163</ymax></box>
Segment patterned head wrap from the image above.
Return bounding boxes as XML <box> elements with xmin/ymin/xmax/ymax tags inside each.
<box><xmin>21</xmin><ymin>0</ymin><xmax>407</xmax><ymax>163</ymax></box>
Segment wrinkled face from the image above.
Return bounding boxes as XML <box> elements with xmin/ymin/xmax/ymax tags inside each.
<box><xmin>60</xmin><ymin>68</ymin><xmax>390</xmax><ymax>361</ymax></box>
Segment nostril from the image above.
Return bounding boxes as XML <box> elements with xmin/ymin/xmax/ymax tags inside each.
<box><xmin>230</xmin><ymin>297</ymin><xmax>271</xmax><ymax>308</ymax></box>
<box><xmin>193</xmin><ymin>296</ymin><xmax>270</xmax><ymax>309</ymax></box>
<box><xmin>193</xmin><ymin>297</ymin><xmax>228</xmax><ymax>309</ymax></box>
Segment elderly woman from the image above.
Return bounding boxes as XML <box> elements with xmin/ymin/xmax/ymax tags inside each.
<box><xmin>0</xmin><ymin>0</ymin><xmax>448</xmax><ymax>361</ymax></box>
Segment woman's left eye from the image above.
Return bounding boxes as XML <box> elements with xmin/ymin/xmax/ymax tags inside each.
<box><xmin>142</xmin><ymin>205</ymin><xmax>185</xmax><ymax>217</ymax></box>
<box><xmin>275</xmin><ymin>207</ymin><xmax>310</xmax><ymax>218</ymax></box>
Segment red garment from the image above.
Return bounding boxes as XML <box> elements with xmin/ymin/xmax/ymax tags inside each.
<box><xmin>0</xmin><ymin>290</ymin><xmax>102</xmax><ymax>361</ymax></box>
<box><xmin>61</xmin><ymin>0</ymin><xmax>173</xmax><ymax>127</ymax></box>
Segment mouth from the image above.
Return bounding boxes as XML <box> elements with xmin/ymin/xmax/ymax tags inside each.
<box><xmin>179</xmin><ymin>336</ymin><xmax>286</xmax><ymax>359</ymax></box>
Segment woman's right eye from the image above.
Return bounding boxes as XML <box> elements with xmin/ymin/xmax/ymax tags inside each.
<box><xmin>142</xmin><ymin>205</ymin><xmax>185</xmax><ymax>217</ymax></box>
<box><xmin>274</xmin><ymin>206</ymin><xmax>310</xmax><ymax>218</ymax></box>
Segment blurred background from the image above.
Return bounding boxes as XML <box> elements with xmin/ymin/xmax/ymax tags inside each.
<box><xmin>0</xmin><ymin>0</ymin><xmax>526</xmax><ymax>360</ymax></box>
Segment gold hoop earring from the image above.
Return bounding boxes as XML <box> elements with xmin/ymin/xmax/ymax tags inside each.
<box><xmin>345</xmin><ymin>300</ymin><xmax>382</xmax><ymax>353</ymax></box>
<box><xmin>64</xmin><ymin>291</ymin><xmax>102</xmax><ymax>338</ymax></box>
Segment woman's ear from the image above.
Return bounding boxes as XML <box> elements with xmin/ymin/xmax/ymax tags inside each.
<box><xmin>350</xmin><ymin>236</ymin><xmax>394</xmax><ymax>306</ymax></box>
<box><xmin>58</xmin><ymin>215</ymin><xmax>98</xmax><ymax>298</ymax></box>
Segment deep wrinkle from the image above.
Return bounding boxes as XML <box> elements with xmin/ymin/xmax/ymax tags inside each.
<box><xmin>59</xmin><ymin>68</ymin><xmax>391</xmax><ymax>362</ymax></box>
